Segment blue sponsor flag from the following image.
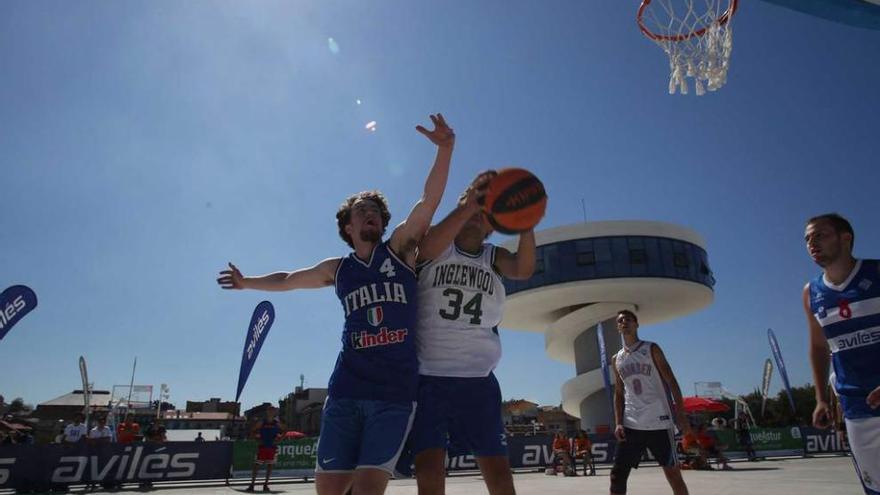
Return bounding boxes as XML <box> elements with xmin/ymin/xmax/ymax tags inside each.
<box><xmin>597</xmin><ymin>322</ymin><xmax>615</xmax><ymax>418</ymax></box>
<box><xmin>767</xmin><ymin>328</ymin><xmax>797</xmax><ymax>415</ymax></box>
<box><xmin>0</xmin><ymin>285</ymin><xmax>38</xmax><ymax>340</ymax></box>
<box><xmin>236</xmin><ymin>301</ymin><xmax>276</xmax><ymax>402</ymax></box>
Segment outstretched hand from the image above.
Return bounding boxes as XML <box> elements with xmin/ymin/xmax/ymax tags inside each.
<box><xmin>416</xmin><ymin>113</ymin><xmax>455</xmax><ymax>148</ymax></box>
<box><xmin>217</xmin><ymin>262</ymin><xmax>245</xmax><ymax>290</ymax></box>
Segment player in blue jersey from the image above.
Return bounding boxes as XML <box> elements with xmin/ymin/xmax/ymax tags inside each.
<box><xmin>803</xmin><ymin>213</ymin><xmax>880</xmax><ymax>494</ymax></box>
<box><xmin>246</xmin><ymin>406</ymin><xmax>285</xmax><ymax>492</ymax></box>
<box><xmin>218</xmin><ymin>114</ymin><xmax>455</xmax><ymax>495</ymax></box>
<box><xmin>407</xmin><ymin>172</ymin><xmax>537</xmax><ymax>495</ymax></box>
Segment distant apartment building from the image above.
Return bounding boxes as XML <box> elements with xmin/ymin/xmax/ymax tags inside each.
<box><xmin>279</xmin><ymin>387</ymin><xmax>327</xmax><ymax>436</ymax></box>
<box><xmin>186</xmin><ymin>397</ymin><xmax>240</xmax><ymax>416</ymax></box>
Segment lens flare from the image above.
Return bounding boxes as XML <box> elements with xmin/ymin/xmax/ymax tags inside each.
<box><xmin>328</xmin><ymin>37</ymin><xmax>340</xmax><ymax>54</ymax></box>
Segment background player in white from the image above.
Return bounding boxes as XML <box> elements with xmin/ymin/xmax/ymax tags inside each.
<box><xmin>408</xmin><ymin>171</ymin><xmax>537</xmax><ymax>495</ymax></box>
<box><xmin>217</xmin><ymin>114</ymin><xmax>455</xmax><ymax>495</ymax></box>
<box><xmin>803</xmin><ymin>213</ymin><xmax>880</xmax><ymax>494</ymax></box>
<box><xmin>611</xmin><ymin>309</ymin><xmax>690</xmax><ymax>495</ymax></box>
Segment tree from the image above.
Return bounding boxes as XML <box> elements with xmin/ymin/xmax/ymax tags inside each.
<box><xmin>8</xmin><ymin>398</ymin><xmax>32</xmax><ymax>415</ymax></box>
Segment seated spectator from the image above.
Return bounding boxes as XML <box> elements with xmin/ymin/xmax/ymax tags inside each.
<box><xmin>549</xmin><ymin>431</ymin><xmax>575</xmax><ymax>476</ymax></box>
<box><xmin>573</xmin><ymin>430</ymin><xmax>595</xmax><ymax>476</ymax></box>
<box><xmin>697</xmin><ymin>424</ymin><xmax>732</xmax><ymax>470</ymax></box>
<box><xmin>680</xmin><ymin>430</ymin><xmax>711</xmax><ymax>470</ymax></box>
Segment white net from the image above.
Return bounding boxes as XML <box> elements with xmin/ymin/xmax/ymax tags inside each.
<box><xmin>638</xmin><ymin>0</ymin><xmax>737</xmax><ymax>95</ymax></box>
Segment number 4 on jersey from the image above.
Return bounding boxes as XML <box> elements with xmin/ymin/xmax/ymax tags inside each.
<box><xmin>380</xmin><ymin>258</ymin><xmax>396</xmax><ymax>278</ymax></box>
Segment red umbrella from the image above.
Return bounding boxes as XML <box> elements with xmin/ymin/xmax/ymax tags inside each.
<box><xmin>282</xmin><ymin>430</ymin><xmax>306</xmax><ymax>439</ymax></box>
<box><xmin>682</xmin><ymin>396</ymin><xmax>730</xmax><ymax>414</ymax></box>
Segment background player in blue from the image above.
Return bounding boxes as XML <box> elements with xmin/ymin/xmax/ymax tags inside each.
<box><xmin>247</xmin><ymin>405</ymin><xmax>285</xmax><ymax>493</ymax></box>
<box><xmin>803</xmin><ymin>213</ymin><xmax>880</xmax><ymax>494</ymax></box>
<box><xmin>217</xmin><ymin>113</ymin><xmax>455</xmax><ymax>495</ymax></box>
<box><xmin>408</xmin><ymin>171</ymin><xmax>537</xmax><ymax>495</ymax></box>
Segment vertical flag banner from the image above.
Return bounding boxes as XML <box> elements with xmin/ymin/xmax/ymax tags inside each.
<box><xmin>0</xmin><ymin>285</ymin><xmax>38</xmax><ymax>340</ymax></box>
<box><xmin>596</xmin><ymin>322</ymin><xmax>615</xmax><ymax>418</ymax></box>
<box><xmin>79</xmin><ymin>356</ymin><xmax>91</xmax><ymax>427</ymax></box>
<box><xmin>761</xmin><ymin>358</ymin><xmax>774</xmax><ymax>417</ymax></box>
<box><xmin>236</xmin><ymin>301</ymin><xmax>276</xmax><ymax>402</ymax></box>
<box><xmin>767</xmin><ymin>328</ymin><xmax>797</xmax><ymax>415</ymax></box>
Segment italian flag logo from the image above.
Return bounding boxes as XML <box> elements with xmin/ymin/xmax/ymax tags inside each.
<box><xmin>367</xmin><ymin>306</ymin><xmax>384</xmax><ymax>327</ymax></box>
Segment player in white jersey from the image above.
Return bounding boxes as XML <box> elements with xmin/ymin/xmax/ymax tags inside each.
<box><xmin>408</xmin><ymin>171</ymin><xmax>537</xmax><ymax>495</ymax></box>
<box><xmin>803</xmin><ymin>213</ymin><xmax>880</xmax><ymax>494</ymax></box>
<box><xmin>611</xmin><ymin>309</ymin><xmax>691</xmax><ymax>495</ymax></box>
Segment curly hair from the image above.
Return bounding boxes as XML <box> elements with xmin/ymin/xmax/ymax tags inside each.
<box><xmin>336</xmin><ymin>191</ymin><xmax>392</xmax><ymax>248</ymax></box>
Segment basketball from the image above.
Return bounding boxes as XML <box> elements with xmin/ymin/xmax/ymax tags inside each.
<box><xmin>482</xmin><ymin>168</ymin><xmax>547</xmax><ymax>234</ymax></box>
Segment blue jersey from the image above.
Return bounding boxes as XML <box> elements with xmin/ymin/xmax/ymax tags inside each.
<box><xmin>258</xmin><ymin>419</ymin><xmax>281</xmax><ymax>447</ymax></box>
<box><xmin>330</xmin><ymin>241</ymin><xmax>419</xmax><ymax>403</ymax></box>
<box><xmin>808</xmin><ymin>259</ymin><xmax>880</xmax><ymax>419</ymax></box>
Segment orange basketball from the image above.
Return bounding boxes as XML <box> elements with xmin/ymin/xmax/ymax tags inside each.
<box><xmin>482</xmin><ymin>168</ymin><xmax>547</xmax><ymax>234</ymax></box>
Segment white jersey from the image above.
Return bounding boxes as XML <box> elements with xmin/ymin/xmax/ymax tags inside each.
<box><xmin>63</xmin><ymin>423</ymin><xmax>87</xmax><ymax>443</ymax></box>
<box><xmin>615</xmin><ymin>341</ymin><xmax>674</xmax><ymax>431</ymax></box>
<box><xmin>416</xmin><ymin>243</ymin><xmax>505</xmax><ymax>377</ymax></box>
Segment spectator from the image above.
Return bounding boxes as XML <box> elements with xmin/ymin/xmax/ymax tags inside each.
<box><xmin>549</xmin><ymin>431</ymin><xmax>575</xmax><ymax>476</ymax></box>
<box><xmin>734</xmin><ymin>412</ymin><xmax>757</xmax><ymax>461</ymax></box>
<box><xmin>116</xmin><ymin>416</ymin><xmax>141</xmax><ymax>444</ymax></box>
<box><xmin>574</xmin><ymin>430</ymin><xmax>595</xmax><ymax>476</ymax></box>
<box><xmin>681</xmin><ymin>429</ymin><xmax>711</xmax><ymax>470</ymax></box>
<box><xmin>195</xmin><ymin>432</ymin><xmax>205</xmax><ymax>442</ymax></box>
<box><xmin>88</xmin><ymin>417</ymin><xmax>112</xmax><ymax>445</ymax></box>
<box><xmin>63</xmin><ymin>414</ymin><xmax>88</xmax><ymax>444</ymax></box>
<box><xmin>247</xmin><ymin>406</ymin><xmax>285</xmax><ymax>492</ymax></box>
<box><xmin>697</xmin><ymin>424</ymin><xmax>732</xmax><ymax>470</ymax></box>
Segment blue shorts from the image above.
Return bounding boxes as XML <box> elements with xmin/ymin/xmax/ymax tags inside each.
<box><xmin>410</xmin><ymin>373</ymin><xmax>508</xmax><ymax>458</ymax></box>
<box><xmin>315</xmin><ymin>397</ymin><xmax>416</xmax><ymax>475</ymax></box>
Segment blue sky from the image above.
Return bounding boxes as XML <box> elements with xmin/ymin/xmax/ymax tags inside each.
<box><xmin>2</xmin><ymin>1</ymin><xmax>879</xmax><ymax>412</ymax></box>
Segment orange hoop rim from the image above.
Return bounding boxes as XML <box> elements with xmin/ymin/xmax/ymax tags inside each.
<box><xmin>637</xmin><ymin>0</ymin><xmax>738</xmax><ymax>42</ymax></box>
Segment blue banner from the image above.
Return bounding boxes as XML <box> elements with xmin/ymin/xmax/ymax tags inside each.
<box><xmin>596</xmin><ymin>322</ymin><xmax>615</xmax><ymax>418</ymax></box>
<box><xmin>0</xmin><ymin>285</ymin><xmax>38</xmax><ymax>340</ymax></box>
<box><xmin>235</xmin><ymin>301</ymin><xmax>276</xmax><ymax>402</ymax></box>
<box><xmin>0</xmin><ymin>442</ymin><xmax>232</xmax><ymax>490</ymax></box>
<box><xmin>768</xmin><ymin>328</ymin><xmax>797</xmax><ymax>415</ymax></box>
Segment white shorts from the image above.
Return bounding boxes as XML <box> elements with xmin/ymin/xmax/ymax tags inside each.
<box><xmin>845</xmin><ymin>416</ymin><xmax>880</xmax><ymax>494</ymax></box>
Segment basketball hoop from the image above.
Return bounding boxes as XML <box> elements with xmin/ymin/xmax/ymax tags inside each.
<box><xmin>637</xmin><ymin>0</ymin><xmax>738</xmax><ymax>95</ymax></box>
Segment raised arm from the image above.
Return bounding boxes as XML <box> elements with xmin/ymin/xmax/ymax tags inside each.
<box><xmin>804</xmin><ymin>284</ymin><xmax>832</xmax><ymax>427</ymax></box>
<box><xmin>417</xmin><ymin>172</ymin><xmax>493</xmax><ymax>262</ymax></box>
<box><xmin>217</xmin><ymin>258</ymin><xmax>340</xmax><ymax>292</ymax></box>
<box><xmin>390</xmin><ymin>114</ymin><xmax>455</xmax><ymax>256</ymax></box>
<box><xmin>651</xmin><ymin>344</ymin><xmax>691</xmax><ymax>436</ymax></box>
<box><xmin>493</xmin><ymin>230</ymin><xmax>536</xmax><ymax>280</ymax></box>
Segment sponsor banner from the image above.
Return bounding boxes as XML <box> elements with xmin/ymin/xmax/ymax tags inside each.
<box><xmin>448</xmin><ymin>434</ymin><xmax>619</xmax><ymax>470</ymax></box>
<box><xmin>231</xmin><ymin>438</ymin><xmax>318</xmax><ymax>478</ymax></box>
<box><xmin>236</xmin><ymin>301</ymin><xmax>276</xmax><ymax>402</ymax></box>
<box><xmin>0</xmin><ymin>285</ymin><xmax>38</xmax><ymax>340</ymax></box>
<box><xmin>715</xmin><ymin>427</ymin><xmax>805</xmax><ymax>459</ymax></box>
<box><xmin>768</xmin><ymin>328</ymin><xmax>797</xmax><ymax>415</ymax></box>
<box><xmin>801</xmin><ymin>427</ymin><xmax>850</xmax><ymax>454</ymax></box>
<box><xmin>0</xmin><ymin>442</ymin><xmax>232</xmax><ymax>490</ymax></box>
